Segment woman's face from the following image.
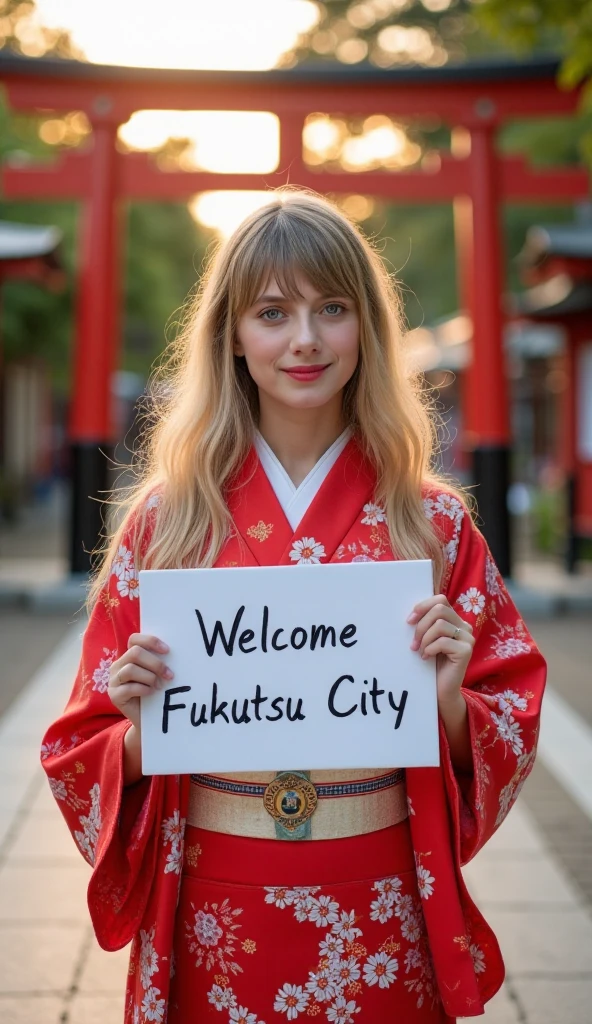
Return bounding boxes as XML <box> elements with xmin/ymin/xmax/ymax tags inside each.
<box><xmin>235</xmin><ymin>272</ymin><xmax>360</xmax><ymax>418</ymax></box>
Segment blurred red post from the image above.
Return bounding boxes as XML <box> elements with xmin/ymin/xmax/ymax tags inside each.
<box><xmin>464</xmin><ymin>120</ymin><xmax>511</xmax><ymax>576</ymax></box>
<box><xmin>69</xmin><ymin>115</ymin><xmax>121</xmax><ymax>573</ymax></box>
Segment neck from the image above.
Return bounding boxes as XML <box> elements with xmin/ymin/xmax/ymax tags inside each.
<box><xmin>258</xmin><ymin>397</ymin><xmax>346</xmax><ymax>487</ymax></box>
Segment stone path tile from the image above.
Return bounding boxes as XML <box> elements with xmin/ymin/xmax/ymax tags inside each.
<box><xmin>0</xmin><ymin>995</ymin><xmax>63</xmax><ymax>1022</ymax></box>
<box><xmin>0</xmin><ymin>611</ymin><xmax>71</xmax><ymax>719</ymax></box>
<box><xmin>480</xmin><ymin>984</ymin><xmax>520</xmax><ymax>1022</ymax></box>
<box><xmin>78</xmin><ymin>936</ymin><xmax>130</xmax><ymax>994</ymax></box>
<box><xmin>479</xmin><ymin>804</ymin><xmax>542</xmax><ymax>854</ymax></box>
<box><xmin>68</xmin><ymin>995</ymin><xmax>125</xmax><ymax>1024</ymax></box>
<box><xmin>463</xmin><ymin>852</ymin><xmax>578</xmax><ymax>907</ymax></box>
<box><xmin>522</xmin><ymin>760</ymin><xmax>592</xmax><ymax>907</ymax></box>
<box><xmin>26</xmin><ymin>775</ymin><xmax>62</xmax><ymax>818</ymax></box>
<box><xmin>8</xmin><ymin>808</ymin><xmax>81</xmax><ymax>862</ymax></box>
<box><xmin>514</xmin><ymin>978</ymin><xmax>592</xmax><ymax>1024</ymax></box>
<box><xmin>0</xmin><ymin>923</ymin><xmax>86</xmax><ymax>994</ymax></box>
<box><xmin>0</xmin><ymin>863</ymin><xmax>90</xmax><ymax>922</ymax></box>
<box><xmin>484</xmin><ymin>907</ymin><xmax>592</xmax><ymax>974</ymax></box>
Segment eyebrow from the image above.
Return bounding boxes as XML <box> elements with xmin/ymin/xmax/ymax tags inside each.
<box><xmin>253</xmin><ymin>293</ymin><xmax>349</xmax><ymax>304</ymax></box>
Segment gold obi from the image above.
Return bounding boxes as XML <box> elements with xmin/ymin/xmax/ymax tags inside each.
<box><xmin>187</xmin><ymin>768</ymin><xmax>408</xmax><ymax>841</ymax></box>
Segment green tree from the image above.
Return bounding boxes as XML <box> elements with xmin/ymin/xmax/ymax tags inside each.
<box><xmin>477</xmin><ymin>0</ymin><xmax>592</xmax><ymax>163</ymax></box>
<box><xmin>288</xmin><ymin>0</ymin><xmax>510</xmax><ymax>69</ymax></box>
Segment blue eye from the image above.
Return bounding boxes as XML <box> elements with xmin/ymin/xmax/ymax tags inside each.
<box><xmin>324</xmin><ymin>303</ymin><xmax>345</xmax><ymax>315</ymax></box>
<box><xmin>260</xmin><ymin>308</ymin><xmax>285</xmax><ymax>321</ymax></box>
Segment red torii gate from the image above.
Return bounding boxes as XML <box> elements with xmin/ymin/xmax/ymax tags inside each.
<box><xmin>0</xmin><ymin>52</ymin><xmax>588</xmax><ymax>575</ymax></box>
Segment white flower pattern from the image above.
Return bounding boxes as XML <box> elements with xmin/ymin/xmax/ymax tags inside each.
<box><xmin>262</xmin><ymin>869</ymin><xmax>434</xmax><ymax>1020</ymax></box>
<box><xmin>274</xmin><ymin>982</ymin><xmax>309</xmax><ymax>1018</ymax></box>
<box><xmin>457</xmin><ymin>588</ymin><xmax>486</xmax><ymax>616</ymax></box>
<box><xmin>289</xmin><ymin>537</ymin><xmax>326</xmax><ymax>565</ymax></box>
<box><xmin>139</xmin><ymin>927</ymin><xmax>159</xmax><ymax>990</ymax></box>
<box><xmin>48</xmin><ymin>777</ymin><xmax>67</xmax><ymax>801</ymax></box>
<box><xmin>92</xmin><ymin>647</ymin><xmax>117</xmax><ymax>693</ymax></box>
<box><xmin>360</xmin><ymin>503</ymin><xmax>386</xmax><ymax>526</ymax></box>
<box><xmin>363</xmin><ymin>952</ymin><xmax>398</xmax><ymax>988</ymax></box>
<box><xmin>73</xmin><ymin>782</ymin><xmax>101</xmax><ymax>865</ymax></box>
<box><xmin>161</xmin><ymin>809</ymin><xmax>185</xmax><ymax>875</ymax></box>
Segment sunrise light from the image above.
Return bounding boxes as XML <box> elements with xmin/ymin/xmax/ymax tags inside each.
<box><xmin>29</xmin><ymin>0</ymin><xmax>418</xmax><ymax>236</ymax></box>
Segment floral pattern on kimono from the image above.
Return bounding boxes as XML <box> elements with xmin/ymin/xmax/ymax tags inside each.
<box><xmin>40</xmin><ymin>439</ymin><xmax>546</xmax><ymax>1022</ymax></box>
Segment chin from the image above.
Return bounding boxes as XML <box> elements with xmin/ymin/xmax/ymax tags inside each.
<box><xmin>280</xmin><ymin>390</ymin><xmax>337</xmax><ymax>411</ymax></box>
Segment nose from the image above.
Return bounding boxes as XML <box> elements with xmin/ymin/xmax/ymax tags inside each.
<box><xmin>290</xmin><ymin>310</ymin><xmax>320</xmax><ymax>353</ymax></box>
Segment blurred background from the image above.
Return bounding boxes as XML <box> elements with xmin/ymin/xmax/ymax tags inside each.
<box><xmin>0</xmin><ymin>0</ymin><xmax>590</xmax><ymax>586</ymax></box>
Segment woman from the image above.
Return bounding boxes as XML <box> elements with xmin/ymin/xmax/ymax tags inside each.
<box><xmin>41</xmin><ymin>190</ymin><xmax>546</xmax><ymax>1024</ymax></box>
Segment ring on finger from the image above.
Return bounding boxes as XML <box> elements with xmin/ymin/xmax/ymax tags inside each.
<box><xmin>452</xmin><ymin>625</ymin><xmax>461</xmax><ymax>641</ymax></box>
<box><xmin>117</xmin><ymin>668</ymin><xmax>123</xmax><ymax>684</ymax></box>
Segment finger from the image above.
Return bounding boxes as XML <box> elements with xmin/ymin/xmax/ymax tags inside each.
<box><xmin>109</xmin><ymin>681</ymin><xmax>155</xmax><ymax>702</ymax></box>
<box><xmin>422</xmin><ymin>636</ymin><xmax>474</xmax><ymax>661</ymax></box>
<box><xmin>419</xmin><ymin>622</ymin><xmax>474</xmax><ymax>657</ymax></box>
<box><xmin>128</xmin><ymin>633</ymin><xmax>169</xmax><ymax>654</ymax></box>
<box><xmin>411</xmin><ymin>604</ymin><xmax>460</xmax><ymax>650</ymax></box>
<box><xmin>112</xmin><ymin>664</ymin><xmax>160</xmax><ymax>690</ymax></box>
<box><xmin>407</xmin><ymin>594</ymin><xmax>449</xmax><ymax>624</ymax></box>
<box><xmin>120</xmin><ymin>645</ymin><xmax>173</xmax><ymax>680</ymax></box>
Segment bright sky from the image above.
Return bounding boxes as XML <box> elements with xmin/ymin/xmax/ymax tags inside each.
<box><xmin>31</xmin><ymin>1</ymin><xmax>416</xmax><ymax>235</ymax></box>
<box><xmin>32</xmin><ymin>0</ymin><xmax>322</xmax><ymax>234</ymax></box>
<box><xmin>34</xmin><ymin>0</ymin><xmax>319</xmax><ymax>70</ymax></box>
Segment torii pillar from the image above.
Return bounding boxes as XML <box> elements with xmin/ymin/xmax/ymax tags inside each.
<box><xmin>460</xmin><ymin>107</ymin><xmax>511</xmax><ymax>577</ymax></box>
<box><xmin>69</xmin><ymin>104</ymin><xmax>121</xmax><ymax>573</ymax></box>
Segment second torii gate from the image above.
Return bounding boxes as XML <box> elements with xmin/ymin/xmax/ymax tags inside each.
<box><xmin>0</xmin><ymin>52</ymin><xmax>589</xmax><ymax>575</ymax></box>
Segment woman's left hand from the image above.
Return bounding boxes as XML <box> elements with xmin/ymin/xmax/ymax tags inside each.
<box><xmin>407</xmin><ymin>594</ymin><xmax>475</xmax><ymax>711</ymax></box>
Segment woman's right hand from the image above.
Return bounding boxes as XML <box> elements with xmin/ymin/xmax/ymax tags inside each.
<box><xmin>108</xmin><ymin>633</ymin><xmax>173</xmax><ymax>732</ymax></box>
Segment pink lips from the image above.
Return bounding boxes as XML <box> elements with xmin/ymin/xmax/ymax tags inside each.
<box><xmin>282</xmin><ymin>364</ymin><xmax>330</xmax><ymax>382</ymax></box>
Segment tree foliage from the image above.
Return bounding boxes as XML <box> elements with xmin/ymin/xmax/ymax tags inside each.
<box><xmin>477</xmin><ymin>0</ymin><xmax>592</xmax><ymax>89</ymax></box>
<box><xmin>288</xmin><ymin>0</ymin><xmax>509</xmax><ymax>69</ymax></box>
<box><xmin>476</xmin><ymin>0</ymin><xmax>592</xmax><ymax>162</ymax></box>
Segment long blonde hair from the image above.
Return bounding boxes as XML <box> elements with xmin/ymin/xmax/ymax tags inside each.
<box><xmin>90</xmin><ymin>188</ymin><xmax>459</xmax><ymax>606</ymax></box>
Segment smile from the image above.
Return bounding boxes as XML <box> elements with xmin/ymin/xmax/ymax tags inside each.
<box><xmin>281</xmin><ymin>364</ymin><xmax>331</xmax><ymax>382</ymax></box>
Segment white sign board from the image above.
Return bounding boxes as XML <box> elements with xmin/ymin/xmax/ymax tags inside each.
<box><xmin>139</xmin><ymin>560</ymin><xmax>438</xmax><ymax>774</ymax></box>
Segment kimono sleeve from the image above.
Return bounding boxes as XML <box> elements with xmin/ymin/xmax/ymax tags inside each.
<box><xmin>430</xmin><ymin>496</ymin><xmax>547</xmax><ymax>866</ymax></box>
<box><xmin>40</xmin><ymin>530</ymin><xmax>169</xmax><ymax>951</ymax></box>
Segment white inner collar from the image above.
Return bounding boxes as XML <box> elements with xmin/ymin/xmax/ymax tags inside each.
<box><xmin>254</xmin><ymin>428</ymin><xmax>351</xmax><ymax>531</ymax></box>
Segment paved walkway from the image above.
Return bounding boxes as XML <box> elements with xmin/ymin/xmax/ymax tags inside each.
<box><xmin>0</xmin><ymin>624</ymin><xmax>591</xmax><ymax>1023</ymax></box>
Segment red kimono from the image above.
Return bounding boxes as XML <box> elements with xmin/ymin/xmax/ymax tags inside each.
<box><xmin>41</xmin><ymin>440</ymin><xmax>546</xmax><ymax>1023</ymax></box>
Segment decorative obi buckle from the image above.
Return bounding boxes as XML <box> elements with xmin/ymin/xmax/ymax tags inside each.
<box><xmin>263</xmin><ymin>772</ymin><xmax>318</xmax><ymax>833</ymax></box>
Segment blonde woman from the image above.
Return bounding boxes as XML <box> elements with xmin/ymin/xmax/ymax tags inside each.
<box><xmin>41</xmin><ymin>191</ymin><xmax>545</xmax><ymax>1024</ymax></box>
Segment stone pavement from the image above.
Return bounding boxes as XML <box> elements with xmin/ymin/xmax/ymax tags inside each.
<box><xmin>0</xmin><ymin>623</ymin><xmax>591</xmax><ymax>1023</ymax></box>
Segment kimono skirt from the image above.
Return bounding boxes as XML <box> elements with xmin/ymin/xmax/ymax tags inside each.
<box><xmin>168</xmin><ymin>769</ymin><xmax>454</xmax><ymax>1023</ymax></box>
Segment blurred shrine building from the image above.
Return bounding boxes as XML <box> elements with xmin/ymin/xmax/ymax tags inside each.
<box><xmin>0</xmin><ymin>220</ymin><xmax>63</xmax><ymax>517</ymax></box>
<box><xmin>0</xmin><ymin>51</ymin><xmax>590</xmax><ymax>575</ymax></box>
<box><xmin>410</xmin><ymin>212</ymin><xmax>592</xmax><ymax>572</ymax></box>
<box><xmin>517</xmin><ymin>217</ymin><xmax>592</xmax><ymax>570</ymax></box>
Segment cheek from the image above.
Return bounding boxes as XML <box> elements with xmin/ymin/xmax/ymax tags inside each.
<box><xmin>332</xmin><ymin>323</ymin><xmax>360</xmax><ymax>367</ymax></box>
<box><xmin>236</xmin><ymin>328</ymin><xmax>287</xmax><ymax>386</ymax></box>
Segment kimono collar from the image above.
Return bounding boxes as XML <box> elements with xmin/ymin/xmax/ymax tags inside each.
<box><xmin>225</xmin><ymin>437</ymin><xmax>377</xmax><ymax>568</ymax></box>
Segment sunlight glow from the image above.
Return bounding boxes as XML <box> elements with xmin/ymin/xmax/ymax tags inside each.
<box><xmin>303</xmin><ymin>113</ymin><xmax>422</xmax><ymax>173</ymax></box>
<box><xmin>189</xmin><ymin>192</ymin><xmax>277</xmax><ymax>238</ymax></box>
<box><xmin>34</xmin><ymin>0</ymin><xmax>320</xmax><ymax>71</ymax></box>
<box><xmin>119</xmin><ymin>112</ymin><xmax>280</xmax><ymax>174</ymax></box>
<box><xmin>29</xmin><ymin>1</ymin><xmax>418</xmax><ymax>238</ymax></box>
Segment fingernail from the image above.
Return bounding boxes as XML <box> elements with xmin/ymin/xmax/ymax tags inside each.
<box><xmin>410</xmin><ymin>639</ymin><xmax>419</xmax><ymax>651</ymax></box>
<box><xmin>164</xmin><ymin>667</ymin><xmax>174</xmax><ymax>680</ymax></box>
<box><xmin>157</xmin><ymin>641</ymin><xmax>169</xmax><ymax>653</ymax></box>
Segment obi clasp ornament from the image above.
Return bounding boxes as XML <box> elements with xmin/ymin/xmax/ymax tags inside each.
<box><xmin>263</xmin><ymin>772</ymin><xmax>318</xmax><ymax>832</ymax></box>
